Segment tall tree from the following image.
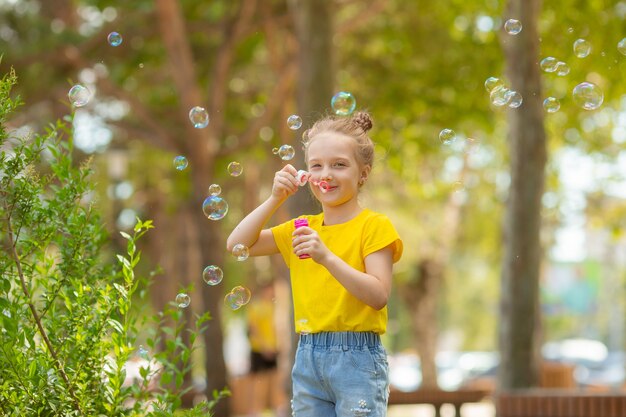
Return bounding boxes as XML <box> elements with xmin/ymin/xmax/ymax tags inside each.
<box><xmin>498</xmin><ymin>0</ymin><xmax>546</xmax><ymax>389</ymax></box>
<box><xmin>288</xmin><ymin>0</ymin><xmax>334</xmax><ymax>217</ymax></box>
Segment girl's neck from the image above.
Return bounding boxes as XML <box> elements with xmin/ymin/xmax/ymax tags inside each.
<box><xmin>322</xmin><ymin>200</ymin><xmax>363</xmax><ymax>225</ymax></box>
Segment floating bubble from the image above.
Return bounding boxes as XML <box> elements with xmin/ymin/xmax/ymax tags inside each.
<box><xmin>224</xmin><ymin>291</ymin><xmax>242</xmax><ymax>310</ymax></box>
<box><xmin>228</xmin><ymin>285</ymin><xmax>252</xmax><ymax>309</ymax></box>
<box><xmin>137</xmin><ymin>345</ymin><xmax>149</xmax><ymax>359</ymax></box>
<box><xmin>439</xmin><ymin>128</ymin><xmax>456</xmax><ymax>145</ymax></box>
<box><xmin>107</xmin><ymin>32</ymin><xmax>123</xmax><ymax>47</ymax></box>
<box><xmin>618</xmin><ymin>38</ymin><xmax>626</xmax><ymax>56</ymax></box>
<box><xmin>189</xmin><ymin>106</ymin><xmax>209</xmax><ymax>129</ymax></box>
<box><xmin>173</xmin><ymin>155</ymin><xmax>188</xmax><ymax>171</ymax></box>
<box><xmin>331</xmin><ymin>92</ymin><xmax>356</xmax><ymax>116</ymax></box>
<box><xmin>540</xmin><ymin>57</ymin><xmax>558</xmax><ymax>72</ymax></box>
<box><xmin>232</xmin><ymin>243</ymin><xmax>249</xmax><ymax>261</ymax></box>
<box><xmin>227</xmin><ymin>161</ymin><xmax>243</xmax><ymax>177</ymax></box>
<box><xmin>202</xmin><ymin>195</ymin><xmax>228</xmax><ymax>220</ymax></box>
<box><xmin>490</xmin><ymin>86</ymin><xmax>511</xmax><ymax>106</ymax></box>
<box><xmin>555</xmin><ymin>61</ymin><xmax>570</xmax><ymax>76</ymax></box>
<box><xmin>506</xmin><ymin>91</ymin><xmax>523</xmax><ymax>108</ymax></box>
<box><xmin>543</xmin><ymin>97</ymin><xmax>561</xmax><ymax>113</ymax></box>
<box><xmin>203</xmin><ymin>265</ymin><xmax>223</xmax><ymax>286</ymax></box>
<box><xmin>504</xmin><ymin>19</ymin><xmax>522</xmax><ymax>35</ymax></box>
<box><xmin>287</xmin><ymin>114</ymin><xmax>303</xmax><ymax>130</ymax></box>
<box><xmin>272</xmin><ymin>147</ymin><xmax>279</xmax><ymax>154</ymax></box>
<box><xmin>176</xmin><ymin>293</ymin><xmax>190</xmax><ymax>308</ymax></box>
<box><xmin>572</xmin><ymin>82</ymin><xmax>603</xmax><ymax>111</ymax></box>
<box><xmin>484</xmin><ymin>77</ymin><xmax>504</xmax><ymax>93</ymax></box>
<box><xmin>278</xmin><ymin>144</ymin><xmax>295</xmax><ymax>161</ymax></box>
<box><xmin>573</xmin><ymin>39</ymin><xmax>591</xmax><ymax>58</ymax></box>
<box><xmin>223</xmin><ymin>285</ymin><xmax>252</xmax><ymax>310</ymax></box>
<box><xmin>208</xmin><ymin>184</ymin><xmax>221</xmax><ymax>196</ymax></box>
<box><xmin>68</xmin><ymin>84</ymin><xmax>91</xmax><ymax>107</ymax></box>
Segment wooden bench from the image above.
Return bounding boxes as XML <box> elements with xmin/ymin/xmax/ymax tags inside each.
<box><xmin>497</xmin><ymin>389</ymin><xmax>626</xmax><ymax>417</ymax></box>
<box><xmin>388</xmin><ymin>388</ymin><xmax>491</xmax><ymax>417</ymax></box>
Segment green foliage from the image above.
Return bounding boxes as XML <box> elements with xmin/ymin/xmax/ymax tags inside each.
<box><xmin>0</xmin><ymin>71</ymin><xmax>226</xmax><ymax>416</ymax></box>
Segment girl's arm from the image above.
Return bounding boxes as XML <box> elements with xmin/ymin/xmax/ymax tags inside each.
<box><xmin>320</xmin><ymin>246</ymin><xmax>394</xmax><ymax>310</ymax></box>
<box><xmin>226</xmin><ymin>164</ymin><xmax>300</xmax><ymax>257</ymax></box>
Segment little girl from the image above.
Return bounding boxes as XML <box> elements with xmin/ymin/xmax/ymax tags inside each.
<box><xmin>227</xmin><ymin>111</ymin><xmax>403</xmax><ymax>417</ymax></box>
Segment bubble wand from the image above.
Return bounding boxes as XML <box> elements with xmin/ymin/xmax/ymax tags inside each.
<box><xmin>296</xmin><ymin>170</ymin><xmax>330</xmax><ymax>193</ymax></box>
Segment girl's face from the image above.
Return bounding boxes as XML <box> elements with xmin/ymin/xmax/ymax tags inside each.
<box><xmin>306</xmin><ymin>132</ymin><xmax>370</xmax><ymax>208</ymax></box>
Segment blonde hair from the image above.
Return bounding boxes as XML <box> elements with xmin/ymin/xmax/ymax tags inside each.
<box><xmin>302</xmin><ymin>111</ymin><xmax>375</xmax><ymax>169</ymax></box>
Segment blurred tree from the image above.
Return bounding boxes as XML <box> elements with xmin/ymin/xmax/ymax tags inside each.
<box><xmin>498</xmin><ymin>0</ymin><xmax>546</xmax><ymax>389</ymax></box>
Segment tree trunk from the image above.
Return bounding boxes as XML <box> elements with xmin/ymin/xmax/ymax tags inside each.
<box><xmin>289</xmin><ymin>0</ymin><xmax>335</xmax><ymax>220</ymax></box>
<box><xmin>498</xmin><ymin>0</ymin><xmax>546</xmax><ymax>390</ymax></box>
<box><xmin>154</xmin><ymin>0</ymin><xmax>228</xmax><ymax>413</ymax></box>
<box><xmin>401</xmin><ymin>260</ymin><xmax>442</xmax><ymax>389</ymax></box>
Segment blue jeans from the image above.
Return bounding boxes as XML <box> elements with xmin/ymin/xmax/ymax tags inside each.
<box><xmin>291</xmin><ymin>331</ymin><xmax>389</xmax><ymax>417</ymax></box>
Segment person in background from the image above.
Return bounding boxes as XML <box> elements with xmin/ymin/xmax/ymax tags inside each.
<box><xmin>247</xmin><ymin>280</ymin><xmax>287</xmax><ymax>417</ymax></box>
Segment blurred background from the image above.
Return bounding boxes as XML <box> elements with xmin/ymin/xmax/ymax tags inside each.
<box><xmin>2</xmin><ymin>0</ymin><xmax>626</xmax><ymax>416</ymax></box>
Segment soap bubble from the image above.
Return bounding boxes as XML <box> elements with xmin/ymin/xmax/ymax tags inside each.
<box><xmin>506</xmin><ymin>91</ymin><xmax>523</xmax><ymax>108</ymax></box>
<box><xmin>572</xmin><ymin>82</ymin><xmax>603</xmax><ymax>111</ymax></box>
<box><xmin>331</xmin><ymin>92</ymin><xmax>356</xmax><ymax>116</ymax></box>
<box><xmin>543</xmin><ymin>97</ymin><xmax>561</xmax><ymax>113</ymax></box>
<box><xmin>227</xmin><ymin>161</ymin><xmax>243</xmax><ymax>177</ymax></box>
<box><xmin>189</xmin><ymin>106</ymin><xmax>209</xmax><ymax>129</ymax></box>
<box><xmin>484</xmin><ymin>77</ymin><xmax>504</xmax><ymax>93</ymax></box>
<box><xmin>208</xmin><ymin>184</ymin><xmax>221</xmax><ymax>196</ymax></box>
<box><xmin>232</xmin><ymin>243</ymin><xmax>249</xmax><ymax>261</ymax></box>
<box><xmin>173</xmin><ymin>155</ymin><xmax>188</xmax><ymax>171</ymax></box>
<box><xmin>224</xmin><ymin>285</ymin><xmax>252</xmax><ymax>310</ymax></box>
<box><xmin>203</xmin><ymin>265</ymin><xmax>223</xmax><ymax>286</ymax></box>
<box><xmin>272</xmin><ymin>147</ymin><xmax>279</xmax><ymax>154</ymax></box>
<box><xmin>540</xmin><ymin>57</ymin><xmax>558</xmax><ymax>72</ymax></box>
<box><xmin>107</xmin><ymin>32</ymin><xmax>123</xmax><ymax>47</ymax></box>
<box><xmin>618</xmin><ymin>38</ymin><xmax>626</xmax><ymax>56</ymax></box>
<box><xmin>439</xmin><ymin>128</ymin><xmax>456</xmax><ymax>145</ymax></box>
<box><xmin>202</xmin><ymin>195</ymin><xmax>228</xmax><ymax>220</ymax></box>
<box><xmin>504</xmin><ymin>19</ymin><xmax>522</xmax><ymax>35</ymax></box>
<box><xmin>490</xmin><ymin>86</ymin><xmax>511</xmax><ymax>106</ymax></box>
<box><xmin>232</xmin><ymin>285</ymin><xmax>251</xmax><ymax>305</ymax></box>
<box><xmin>176</xmin><ymin>293</ymin><xmax>190</xmax><ymax>308</ymax></box>
<box><xmin>573</xmin><ymin>39</ymin><xmax>591</xmax><ymax>58</ymax></box>
<box><xmin>555</xmin><ymin>61</ymin><xmax>570</xmax><ymax>76</ymax></box>
<box><xmin>137</xmin><ymin>345</ymin><xmax>149</xmax><ymax>359</ymax></box>
<box><xmin>224</xmin><ymin>292</ymin><xmax>241</xmax><ymax>310</ymax></box>
<box><xmin>287</xmin><ymin>114</ymin><xmax>303</xmax><ymax>130</ymax></box>
<box><xmin>68</xmin><ymin>84</ymin><xmax>91</xmax><ymax>107</ymax></box>
<box><xmin>278</xmin><ymin>144</ymin><xmax>295</xmax><ymax>161</ymax></box>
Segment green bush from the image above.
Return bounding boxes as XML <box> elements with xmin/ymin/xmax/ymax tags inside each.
<box><xmin>0</xmin><ymin>69</ymin><xmax>226</xmax><ymax>416</ymax></box>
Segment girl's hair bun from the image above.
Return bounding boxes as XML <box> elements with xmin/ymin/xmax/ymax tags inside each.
<box><xmin>353</xmin><ymin>112</ymin><xmax>373</xmax><ymax>132</ymax></box>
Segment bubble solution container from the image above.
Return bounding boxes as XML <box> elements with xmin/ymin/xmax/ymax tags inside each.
<box><xmin>294</xmin><ymin>217</ymin><xmax>311</xmax><ymax>259</ymax></box>
<box><xmin>296</xmin><ymin>170</ymin><xmax>309</xmax><ymax>186</ymax></box>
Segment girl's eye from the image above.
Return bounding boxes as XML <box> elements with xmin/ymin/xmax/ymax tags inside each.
<box><xmin>333</xmin><ymin>162</ymin><xmax>346</xmax><ymax>167</ymax></box>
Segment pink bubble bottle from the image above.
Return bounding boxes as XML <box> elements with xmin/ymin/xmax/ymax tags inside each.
<box><xmin>294</xmin><ymin>217</ymin><xmax>311</xmax><ymax>259</ymax></box>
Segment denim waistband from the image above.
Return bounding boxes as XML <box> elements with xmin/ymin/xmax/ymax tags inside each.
<box><xmin>298</xmin><ymin>331</ymin><xmax>381</xmax><ymax>348</ymax></box>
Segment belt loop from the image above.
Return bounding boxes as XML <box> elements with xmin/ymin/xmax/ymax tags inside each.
<box><xmin>341</xmin><ymin>332</ymin><xmax>349</xmax><ymax>351</ymax></box>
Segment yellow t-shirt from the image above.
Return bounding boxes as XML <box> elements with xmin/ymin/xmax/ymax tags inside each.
<box><xmin>271</xmin><ymin>209</ymin><xmax>403</xmax><ymax>334</ymax></box>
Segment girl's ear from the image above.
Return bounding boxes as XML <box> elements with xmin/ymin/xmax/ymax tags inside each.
<box><xmin>359</xmin><ymin>165</ymin><xmax>371</xmax><ymax>186</ymax></box>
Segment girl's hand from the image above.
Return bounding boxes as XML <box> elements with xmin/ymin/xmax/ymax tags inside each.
<box><xmin>292</xmin><ymin>226</ymin><xmax>330</xmax><ymax>263</ymax></box>
<box><xmin>272</xmin><ymin>164</ymin><xmax>300</xmax><ymax>200</ymax></box>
